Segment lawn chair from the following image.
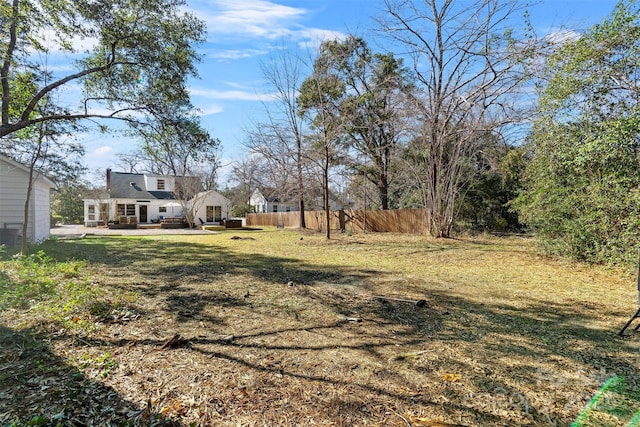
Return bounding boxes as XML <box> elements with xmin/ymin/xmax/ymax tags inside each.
<box><xmin>618</xmin><ymin>259</ymin><xmax>640</xmax><ymax>336</ymax></box>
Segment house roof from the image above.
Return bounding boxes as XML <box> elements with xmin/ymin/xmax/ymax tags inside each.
<box><xmin>0</xmin><ymin>154</ymin><xmax>56</xmax><ymax>188</ymax></box>
<box><xmin>252</xmin><ymin>188</ymin><xmax>287</xmax><ymax>203</ymax></box>
<box><xmin>193</xmin><ymin>189</ymin><xmax>232</xmax><ymax>203</ymax></box>
<box><xmin>109</xmin><ymin>172</ymin><xmax>176</xmax><ymax>200</ymax></box>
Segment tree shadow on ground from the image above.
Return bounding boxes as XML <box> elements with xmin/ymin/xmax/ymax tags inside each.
<box><xmin>0</xmin><ymin>325</ymin><xmax>177</xmax><ymax>426</ymax></box>
<box><xmin>416</xmin><ymin>290</ymin><xmax>640</xmax><ymax>425</ymax></box>
<box><xmin>19</xmin><ymin>235</ymin><xmax>640</xmax><ymax>426</ymax></box>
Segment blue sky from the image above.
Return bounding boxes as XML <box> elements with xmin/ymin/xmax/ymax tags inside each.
<box><xmin>82</xmin><ymin>0</ymin><xmax>622</xmax><ymax>185</ymax></box>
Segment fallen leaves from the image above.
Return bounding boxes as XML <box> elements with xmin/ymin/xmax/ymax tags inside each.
<box><xmin>405</xmin><ymin>413</ymin><xmax>467</xmax><ymax>426</ymax></box>
<box><xmin>443</xmin><ymin>373</ymin><xmax>461</xmax><ymax>383</ymax></box>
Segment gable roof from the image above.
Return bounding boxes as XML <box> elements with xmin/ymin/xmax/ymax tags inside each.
<box><xmin>109</xmin><ymin>172</ymin><xmax>175</xmax><ymax>200</ymax></box>
<box><xmin>194</xmin><ymin>188</ymin><xmax>231</xmax><ymax>200</ymax></box>
<box><xmin>252</xmin><ymin>188</ymin><xmax>289</xmax><ymax>204</ymax></box>
<box><xmin>0</xmin><ymin>154</ymin><xmax>56</xmax><ymax>188</ymax></box>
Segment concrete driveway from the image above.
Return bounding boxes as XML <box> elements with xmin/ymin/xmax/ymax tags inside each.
<box><xmin>50</xmin><ymin>224</ymin><xmax>214</xmax><ymax>237</ymax></box>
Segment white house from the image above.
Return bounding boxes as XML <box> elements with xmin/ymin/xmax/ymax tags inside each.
<box><xmin>249</xmin><ymin>188</ymin><xmax>298</xmax><ymax>213</ymax></box>
<box><xmin>0</xmin><ymin>154</ymin><xmax>55</xmax><ymax>245</ymax></box>
<box><xmin>191</xmin><ymin>190</ymin><xmax>232</xmax><ymax>225</ymax></box>
<box><xmin>82</xmin><ymin>170</ymin><xmax>231</xmax><ymax>227</ymax></box>
<box><xmin>249</xmin><ymin>188</ymin><xmax>343</xmax><ymax>213</ymax></box>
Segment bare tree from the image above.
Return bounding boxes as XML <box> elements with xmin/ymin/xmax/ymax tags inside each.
<box><xmin>229</xmin><ymin>156</ymin><xmax>270</xmax><ymax>193</ymax></box>
<box><xmin>244</xmin><ymin>47</ymin><xmax>311</xmax><ymax>228</ymax></box>
<box><xmin>224</xmin><ymin>156</ymin><xmax>270</xmax><ymax>215</ymax></box>
<box><xmin>244</xmin><ymin>123</ymin><xmax>300</xmax><ymax>205</ymax></box>
<box><xmin>174</xmin><ymin>175</ymin><xmax>206</xmax><ymax>228</ymax></box>
<box><xmin>115</xmin><ymin>151</ymin><xmax>146</xmax><ymax>173</ymax></box>
<box><xmin>380</xmin><ymin>0</ymin><xmax>535</xmax><ymax>237</ymax></box>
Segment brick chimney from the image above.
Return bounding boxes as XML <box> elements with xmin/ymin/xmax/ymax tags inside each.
<box><xmin>106</xmin><ymin>168</ymin><xmax>111</xmax><ymax>191</ymax></box>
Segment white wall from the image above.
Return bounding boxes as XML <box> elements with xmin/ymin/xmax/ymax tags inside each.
<box><xmin>0</xmin><ymin>157</ymin><xmax>52</xmax><ymax>243</ymax></box>
<box><xmin>33</xmin><ymin>179</ymin><xmax>51</xmax><ymax>242</ymax></box>
<box><xmin>143</xmin><ymin>175</ymin><xmax>175</xmax><ymax>192</ymax></box>
<box><xmin>108</xmin><ymin>199</ymin><xmax>185</xmax><ymax>223</ymax></box>
<box><xmin>249</xmin><ymin>189</ymin><xmax>267</xmax><ymax>213</ymax></box>
<box><xmin>191</xmin><ymin>191</ymin><xmax>231</xmax><ymax>224</ymax></box>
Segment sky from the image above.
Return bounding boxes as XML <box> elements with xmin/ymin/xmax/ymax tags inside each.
<box><xmin>80</xmin><ymin>0</ymin><xmax>623</xmax><ymax>186</ymax></box>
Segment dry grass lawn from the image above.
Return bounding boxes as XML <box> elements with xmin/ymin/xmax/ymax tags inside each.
<box><xmin>1</xmin><ymin>229</ymin><xmax>639</xmax><ymax>426</ymax></box>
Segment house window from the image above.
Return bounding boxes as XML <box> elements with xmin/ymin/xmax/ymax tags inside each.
<box><xmin>116</xmin><ymin>204</ymin><xmax>136</xmax><ymax>217</ymax></box>
<box><xmin>206</xmin><ymin>206</ymin><xmax>214</xmax><ymax>222</ymax></box>
<box><xmin>157</xmin><ymin>179</ymin><xmax>165</xmax><ymax>190</ymax></box>
<box><xmin>159</xmin><ymin>207</ymin><xmax>167</xmax><ymax>213</ymax></box>
<box><xmin>88</xmin><ymin>205</ymin><xmax>96</xmax><ymax>220</ymax></box>
<box><xmin>272</xmin><ymin>204</ymin><xmax>278</xmax><ymax>212</ymax></box>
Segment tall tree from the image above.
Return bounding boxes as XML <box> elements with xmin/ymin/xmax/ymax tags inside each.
<box><xmin>380</xmin><ymin>0</ymin><xmax>534</xmax><ymax>237</ymax></box>
<box><xmin>1</xmin><ymin>0</ymin><xmax>205</xmax><ymax>139</ymax></box>
<box><xmin>51</xmin><ymin>180</ymin><xmax>88</xmax><ymax>225</ymax></box>
<box><xmin>515</xmin><ymin>0</ymin><xmax>640</xmax><ymax>264</ymax></box>
<box><xmin>313</xmin><ymin>36</ymin><xmax>412</xmax><ymax>210</ymax></box>
<box><xmin>245</xmin><ymin>47</ymin><xmax>311</xmax><ymax>228</ymax></box>
<box><xmin>456</xmin><ymin>136</ymin><xmax>526</xmax><ymax>231</ymax></box>
<box><xmin>298</xmin><ymin>49</ymin><xmax>348</xmax><ymax>239</ymax></box>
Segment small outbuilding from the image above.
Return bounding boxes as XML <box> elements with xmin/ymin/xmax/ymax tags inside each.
<box><xmin>190</xmin><ymin>190</ymin><xmax>232</xmax><ymax>225</ymax></box>
<box><xmin>0</xmin><ymin>154</ymin><xmax>55</xmax><ymax>246</ymax></box>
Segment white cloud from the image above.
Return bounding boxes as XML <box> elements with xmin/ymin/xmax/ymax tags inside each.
<box><xmin>33</xmin><ymin>29</ymin><xmax>99</xmax><ymax>55</ymax></box>
<box><xmin>295</xmin><ymin>28</ymin><xmax>345</xmax><ymax>49</ymax></box>
<box><xmin>197</xmin><ymin>104</ymin><xmax>224</xmax><ymax>116</ymax></box>
<box><xmin>190</xmin><ymin>87</ymin><xmax>276</xmax><ymax>102</ymax></box>
<box><xmin>197</xmin><ymin>0</ymin><xmax>305</xmax><ymax>38</ymax></box>
<box><xmin>191</xmin><ymin>0</ymin><xmax>345</xmax><ymax>45</ymax></box>
<box><xmin>94</xmin><ymin>146</ymin><xmax>114</xmax><ymax>156</ymax></box>
<box><xmin>208</xmin><ymin>48</ymin><xmax>269</xmax><ymax>60</ymax></box>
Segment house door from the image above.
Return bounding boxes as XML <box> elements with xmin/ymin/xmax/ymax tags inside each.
<box><xmin>139</xmin><ymin>205</ymin><xmax>148</xmax><ymax>223</ymax></box>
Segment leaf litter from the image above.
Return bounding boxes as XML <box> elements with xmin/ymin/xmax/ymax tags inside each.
<box><xmin>0</xmin><ymin>231</ymin><xmax>639</xmax><ymax>426</ymax></box>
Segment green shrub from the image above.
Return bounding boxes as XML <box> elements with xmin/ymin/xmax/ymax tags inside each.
<box><xmin>0</xmin><ymin>251</ymin><xmax>86</xmax><ymax>310</ymax></box>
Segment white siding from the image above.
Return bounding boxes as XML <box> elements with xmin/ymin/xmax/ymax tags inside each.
<box><xmin>103</xmin><ymin>199</ymin><xmax>185</xmax><ymax>223</ymax></box>
<box><xmin>143</xmin><ymin>175</ymin><xmax>175</xmax><ymax>192</ymax></box>
<box><xmin>0</xmin><ymin>157</ymin><xmax>53</xmax><ymax>243</ymax></box>
<box><xmin>249</xmin><ymin>189</ymin><xmax>267</xmax><ymax>213</ymax></box>
<box><xmin>33</xmin><ymin>179</ymin><xmax>51</xmax><ymax>242</ymax></box>
<box><xmin>191</xmin><ymin>191</ymin><xmax>232</xmax><ymax>224</ymax></box>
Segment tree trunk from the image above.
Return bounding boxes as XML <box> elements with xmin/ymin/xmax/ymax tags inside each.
<box><xmin>297</xmin><ymin>141</ymin><xmax>306</xmax><ymax>229</ymax></box>
<box><xmin>324</xmin><ymin>144</ymin><xmax>331</xmax><ymax>240</ymax></box>
<box><xmin>21</xmin><ymin>140</ymin><xmax>44</xmax><ymax>255</ymax></box>
<box><xmin>21</xmin><ymin>175</ymin><xmax>32</xmax><ymax>255</ymax></box>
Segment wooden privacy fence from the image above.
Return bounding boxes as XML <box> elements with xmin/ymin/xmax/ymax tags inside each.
<box><xmin>246</xmin><ymin>208</ymin><xmax>431</xmax><ymax>234</ymax></box>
